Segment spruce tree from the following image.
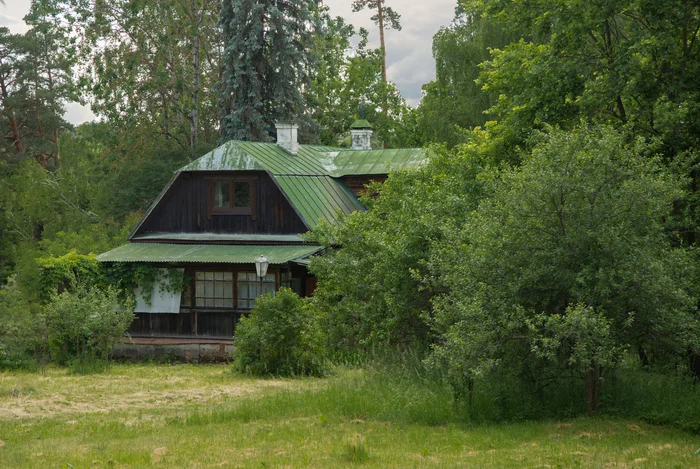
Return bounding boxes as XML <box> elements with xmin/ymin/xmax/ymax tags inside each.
<box><xmin>219</xmin><ymin>0</ymin><xmax>318</xmax><ymax>143</ymax></box>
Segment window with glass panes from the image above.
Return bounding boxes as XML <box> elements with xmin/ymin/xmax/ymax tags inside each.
<box><xmin>195</xmin><ymin>272</ymin><xmax>234</xmax><ymax>308</ymax></box>
<box><xmin>237</xmin><ymin>272</ymin><xmax>275</xmax><ymax>309</ymax></box>
<box><xmin>208</xmin><ymin>178</ymin><xmax>254</xmax><ymax>216</ymax></box>
<box><xmin>280</xmin><ymin>271</ymin><xmax>302</xmax><ymax>295</ymax></box>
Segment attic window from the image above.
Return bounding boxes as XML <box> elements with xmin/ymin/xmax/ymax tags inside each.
<box><xmin>208</xmin><ymin>178</ymin><xmax>255</xmax><ymax>217</ymax></box>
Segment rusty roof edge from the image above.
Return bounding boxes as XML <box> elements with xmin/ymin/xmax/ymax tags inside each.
<box><xmin>127</xmin><ymin>171</ymin><xmax>183</xmax><ymax>241</ymax></box>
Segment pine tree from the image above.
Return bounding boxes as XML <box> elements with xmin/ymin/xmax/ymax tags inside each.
<box><xmin>219</xmin><ymin>0</ymin><xmax>318</xmax><ymax>143</ymax></box>
<box><xmin>351</xmin><ymin>0</ymin><xmax>401</xmax><ymax>86</ymax></box>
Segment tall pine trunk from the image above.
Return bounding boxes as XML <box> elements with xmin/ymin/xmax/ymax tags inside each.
<box><xmin>376</xmin><ymin>0</ymin><xmax>388</xmax><ymax>148</ymax></box>
<box><xmin>190</xmin><ymin>0</ymin><xmax>200</xmax><ymax>162</ymax></box>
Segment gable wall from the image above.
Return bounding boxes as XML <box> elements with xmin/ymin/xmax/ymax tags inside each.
<box><xmin>136</xmin><ymin>171</ymin><xmax>308</xmax><ymax>235</ymax></box>
<box><xmin>342</xmin><ymin>175</ymin><xmax>388</xmax><ymax>198</ymax></box>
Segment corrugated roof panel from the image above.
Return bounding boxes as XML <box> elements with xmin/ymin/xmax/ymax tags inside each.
<box><xmin>280</xmin><ymin>177</ymin><xmax>329</xmax><ymax>226</ymax></box>
<box><xmin>179</xmin><ymin>141</ymin><xmax>327</xmax><ymax>176</ymax></box>
<box><xmin>179</xmin><ymin>143</ymin><xmax>267</xmax><ymax>171</ymax></box>
<box><xmin>97</xmin><ymin>243</ymin><xmax>323</xmax><ymax>264</ymax></box>
<box><xmin>321</xmin><ymin>148</ymin><xmax>427</xmax><ymax>176</ymax></box>
<box><xmin>238</xmin><ymin>142</ymin><xmax>326</xmax><ymax>175</ymax></box>
<box><xmin>180</xmin><ymin>141</ymin><xmax>427</xmax><ymax>177</ymax></box>
<box><xmin>132</xmin><ymin>233</ymin><xmax>304</xmax><ymax>243</ymax></box>
<box><xmin>273</xmin><ymin>176</ymin><xmax>364</xmax><ymax>228</ymax></box>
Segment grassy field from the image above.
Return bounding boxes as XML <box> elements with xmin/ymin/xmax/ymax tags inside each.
<box><xmin>0</xmin><ymin>364</ymin><xmax>698</xmax><ymax>468</ymax></box>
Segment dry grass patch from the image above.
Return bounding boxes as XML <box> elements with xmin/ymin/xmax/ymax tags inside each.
<box><xmin>0</xmin><ymin>363</ymin><xmax>296</xmax><ymax>420</ymax></box>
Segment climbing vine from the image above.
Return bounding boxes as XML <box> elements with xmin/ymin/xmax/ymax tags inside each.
<box><xmin>37</xmin><ymin>251</ymin><xmax>106</xmax><ymax>304</ymax></box>
<box><xmin>106</xmin><ymin>263</ymin><xmax>189</xmax><ymax>304</ymax></box>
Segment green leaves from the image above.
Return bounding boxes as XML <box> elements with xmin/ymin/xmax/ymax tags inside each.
<box><xmin>220</xmin><ymin>0</ymin><xmax>318</xmax><ymax>143</ymax></box>
<box><xmin>528</xmin><ymin>304</ymin><xmax>625</xmax><ymax>372</ymax></box>
<box><xmin>43</xmin><ymin>285</ymin><xmax>135</xmax><ymax>370</ymax></box>
<box><xmin>430</xmin><ymin>124</ymin><xmax>696</xmax><ymax>400</ymax></box>
<box><xmin>234</xmin><ymin>288</ymin><xmax>326</xmax><ymax>376</ymax></box>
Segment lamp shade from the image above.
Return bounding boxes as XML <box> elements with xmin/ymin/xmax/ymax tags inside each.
<box><xmin>255</xmin><ymin>255</ymin><xmax>269</xmax><ymax>278</ymax></box>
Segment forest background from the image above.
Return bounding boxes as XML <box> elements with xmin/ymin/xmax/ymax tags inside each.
<box><xmin>2</xmin><ymin>0</ymin><xmax>700</xmax><ymax>422</ymax></box>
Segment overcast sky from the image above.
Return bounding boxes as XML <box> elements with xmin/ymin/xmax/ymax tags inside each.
<box><xmin>0</xmin><ymin>0</ymin><xmax>457</xmax><ymax>124</ymax></box>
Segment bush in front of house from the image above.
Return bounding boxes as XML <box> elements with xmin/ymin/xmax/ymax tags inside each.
<box><xmin>234</xmin><ymin>288</ymin><xmax>327</xmax><ymax>376</ymax></box>
<box><xmin>44</xmin><ymin>285</ymin><xmax>135</xmax><ymax>372</ymax></box>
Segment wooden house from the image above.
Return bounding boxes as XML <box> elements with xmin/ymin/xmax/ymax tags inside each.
<box><xmin>97</xmin><ymin>121</ymin><xmax>427</xmax><ymax>352</ymax></box>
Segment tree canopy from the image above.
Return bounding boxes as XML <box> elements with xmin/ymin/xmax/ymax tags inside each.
<box><xmin>219</xmin><ymin>0</ymin><xmax>319</xmax><ymax>143</ymax></box>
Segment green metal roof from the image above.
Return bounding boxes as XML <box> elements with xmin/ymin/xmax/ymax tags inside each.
<box><xmin>319</xmin><ymin>148</ymin><xmax>426</xmax><ymax>176</ymax></box>
<box><xmin>178</xmin><ymin>140</ymin><xmax>426</xmax><ymax>178</ymax></box>
<box><xmin>179</xmin><ymin>141</ymin><xmax>328</xmax><ymax>176</ymax></box>
<box><xmin>350</xmin><ymin>119</ymin><xmax>373</xmax><ymax>129</ymax></box>
<box><xmin>274</xmin><ymin>176</ymin><xmax>365</xmax><ymax>227</ymax></box>
<box><xmin>131</xmin><ymin>233</ymin><xmax>304</xmax><ymax>243</ymax></box>
<box><xmin>97</xmin><ymin>243</ymin><xmax>323</xmax><ymax>264</ymax></box>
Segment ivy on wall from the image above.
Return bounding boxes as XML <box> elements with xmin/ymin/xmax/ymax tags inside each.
<box><xmin>38</xmin><ymin>251</ymin><xmax>188</xmax><ymax>306</ymax></box>
<box><xmin>106</xmin><ymin>263</ymin><xmax>189</xmax><ymax>305</ymax></box>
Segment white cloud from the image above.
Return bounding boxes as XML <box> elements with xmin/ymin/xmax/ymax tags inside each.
<box><xmin>64</xmin><ymin>101</ymin><xmax>97</xmax><ymax>125</ymax></box>
<box><xmin>0</xmin><ymin>0</ymin><xmax>30</xmax><ymax>34</ymax></box>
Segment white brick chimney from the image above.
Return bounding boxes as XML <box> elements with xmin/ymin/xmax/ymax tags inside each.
<box><xmin>275</xmin><ymin>123</ymin><xmax>299</xmax><ymax>155</ymax></box>
<box><xmin>350</xmin><ymin>119</ymin><xmax>373</xmax><ymax>150</ymax></box>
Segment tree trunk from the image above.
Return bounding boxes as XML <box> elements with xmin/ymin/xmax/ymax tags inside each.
<box><xmin>377</xmin><ymin>0</ymin><xmax>387</xmax><ymax>85</ymax></box>
<box><xmin>0</xmin><ymin>76</ymin><xmax>24</xmax><ymax>154</ymax></box>
<box><xmin>376</xmin><ymin>0</ymin><xmax>388</xmax><ymax>148</ymax></box>
<box><xmin>585</xmin><ymin>366</ymin><xmax>601</xmax><ymax>415</ymax></box>
<box><xmin>191</xmin><ymin>0</ymin><xmax>200</xmax><ymax>162</ymax></box>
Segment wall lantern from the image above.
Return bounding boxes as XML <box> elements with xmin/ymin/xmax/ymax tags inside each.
<box><xmin>255</xmin><ymin>254</ymin><xmax>269</xmax><ymax>279</ymax></box>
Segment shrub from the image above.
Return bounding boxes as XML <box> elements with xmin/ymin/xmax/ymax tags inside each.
<box><xmin>37</xmin><ymin>251</ymin><xmax>106</xmax><ymax>304</ymax></box>
<box><xmin>43</xmin><ymin>285</ymin><xmax>135</xmax><ymax>371</ymax></box>
<box><xmin>234</xmin><ymin>288</ymin><xmax>327</xmax><ymax>376</ymax></box>
<box><xmin>0</xmin><ymin>276</ymin><xmax>44</xmax><ymax>370</ymax></box>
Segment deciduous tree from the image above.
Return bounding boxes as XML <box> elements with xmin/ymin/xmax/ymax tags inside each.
<box><xmin>429</xmin><ymin>125</ymin><xmax>697</xmax><ymax>413</ymax></box>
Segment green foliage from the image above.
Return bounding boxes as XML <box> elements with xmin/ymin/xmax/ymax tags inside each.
<box><xmin>417</xmin><ymin>13</ymin><xmax>521</xmax><ymax>147</ymax></box>
<box><xmin>0</xmin><ymin>11</ymin><xmax>75</xmax><ymax>167</ymax></box>
<box><xmin>351</xmin><ymin>0</ymin><xmax>401</xmax><ymax>32</ymax></box>
<box><xmin>528</xmin><ymin>304</ymin><xmax>625</xmax><ymax>373</ymax></box>
<box><xmin>428</xmin><ymin>124</ymin><xmax>697</xmax><ymax>407</ymax></box>
<box><xmin>469</xmin><ymin>0</ymin><xmax>700</xmax><ymax>156</ymax></box>
<box><xmin>106</xmin><ymin>264</ymin><xmax>188</xmax><ymax>303</ymax></box>
<box><xmin>308</xmin><ymin>142</ymin><xmax>492</xmax><ymax>354</ymax></box>
<box><xmin>0</xmin><ymin>277</ymin><xmax>44</xmax><ymax>370</ymax></box>
<box><xmin>234</xmin><ymin>288</ymin><xmax>326</xmax><ymax>376</ymax></box>
<box><xmin>43</xmin><ymin>286</ymin><xmax>135</xmax><ymax>371</ymax></box>
<box><xmin>29</xmin><ymin>0</ymin><xmax>222</xmax><ymax>161</ymax></box>
<box><xmin>219</xmin><ymin>0</ymin><xmax>319</xmax><ymax>142</ymax></box>
<box><xmin>37</xmin><ymin>251</ymin><xmax>105</xmax><ymax>304</ymax></box>
<box><xmin>309</xmin><ymin>14</ymin><xmax>417</xmax><ymax>148</ymax></box>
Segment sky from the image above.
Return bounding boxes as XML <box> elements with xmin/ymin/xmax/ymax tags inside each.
<box><xmin>0</xmin><ymin>0</ymin><xmax>457</xmax><ymax>125</ymax></box>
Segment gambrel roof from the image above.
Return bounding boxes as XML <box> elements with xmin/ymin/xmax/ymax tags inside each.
<box><xmin>99</xmin><ymin>139</ymin><xmax>428</xmax><ymax>266</ymax></box>
<box><xmin>128</xmin><ymin>141</ymin><xmax>427</xmax><ymax>238</ymax></box>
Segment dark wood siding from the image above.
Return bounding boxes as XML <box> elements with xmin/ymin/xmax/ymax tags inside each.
<box><xmin>342</xmin><ymin>175</ymin><xmax>387</xmax><ymax>198</ymax></box>
<box><xmin>128</xmin><ymin>311</ymin><xmax>243</xmax><ymax>339</ymax></box>
<box><xmin>127</xmin><ymin>263</ymin><xmax>314</xmax><ymax>339</ymax></box>
<box><xmin>137</xmin><ymin>171</ymin><xmax>308</xmax><ymax>235</ymax></box>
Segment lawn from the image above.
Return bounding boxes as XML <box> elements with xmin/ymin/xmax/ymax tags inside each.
<box><xmin>0</xmin><ymin>364</ymin><xmax>698</xmax><ymax>468</ymax></box>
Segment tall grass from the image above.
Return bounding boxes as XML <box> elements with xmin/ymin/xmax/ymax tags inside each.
<box><xmin>174</xmin><ymin>353</ymin><xmax>700</xmax><ymax>434</ymax></box>
<box><xmin>604</xmin><ymin>366</ymin><xmax>700</xmax><ymax>433</ymax></box>
<box><xmin>181</xmin><ymin>355</ymin><xmax>458</xmax><ymax>428</ymax></box>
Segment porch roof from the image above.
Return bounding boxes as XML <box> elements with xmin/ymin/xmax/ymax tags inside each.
<box><xmin>96</xmin><ymin>243</ymin><xmax>323</xmax><ymax>264</ymax></box>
